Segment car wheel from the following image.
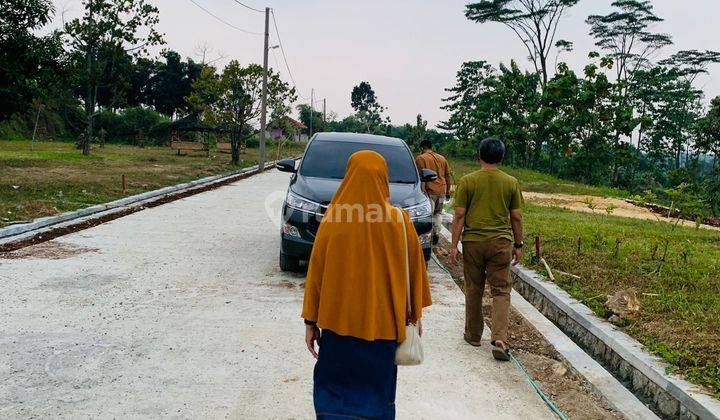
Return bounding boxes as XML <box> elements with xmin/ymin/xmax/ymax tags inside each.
<box><xmin>279</xmin><ymin>250</ymin><xmax>301</xmax><ymax>272</ymax></box>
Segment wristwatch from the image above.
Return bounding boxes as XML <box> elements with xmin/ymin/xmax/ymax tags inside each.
<box><xmin>513</xmin><ymin>242</ymin><xmax>525</xmax><ymax>249</ymax></box>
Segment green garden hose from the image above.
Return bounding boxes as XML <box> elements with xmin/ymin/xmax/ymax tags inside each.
<box><xmin>431</xmin><ymin>252</ymin><xmax>569</xmax><ymax>420</ymax></box>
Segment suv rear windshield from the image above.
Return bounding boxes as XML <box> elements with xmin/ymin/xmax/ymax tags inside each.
<box><xmin>299</xmin><ymin>140</ymin><xmax>418</xmax><ymax>183</ymax></box>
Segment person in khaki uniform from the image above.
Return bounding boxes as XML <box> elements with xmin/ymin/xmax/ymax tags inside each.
<box><xmin>449</xmin><ymin>137</ymin><xmax>524</xmax><ymax>361</ymax></box>
<box><xmin>415</xmin><ymin>140</ymin><xmax>452</xmax><ymax>244</ymax></box>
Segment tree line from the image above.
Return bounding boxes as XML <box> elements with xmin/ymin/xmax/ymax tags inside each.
<box><xmin>440</xmin><ymin>0</ymin><xmax>720</xmax><ymax>216</ymax></box>
<box><xmin>1</xmin><ymin>0</ymin><xmax>295</xmax><ymax>163</ymax></box>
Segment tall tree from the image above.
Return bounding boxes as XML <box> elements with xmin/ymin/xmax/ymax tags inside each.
<box><xmin>350</xmin><ymin>81</ymin><xmax>389</xmax><ymax>133</ymax></box>
<box><xmin>64</xmin><ymin>0</ymin><xmax>164</xmax><ymax>155</ymax></box>
<box><xmin>659</xmin><ymin>50</ymin><xmax>720</xmax><ymax>83</ymax></box>
<box><xmin>350</xmin><ymin>81</ymin><xmax>377</xmax><ymax>112</ymax></box>
<box><xmin>465</xmin><ymin>0</ymin><xmax>580</xmax><ymax>86</ymax></box>
<box><xmin>586</xmin><ymin>1</ymin><xmax>672</xmax><ymax>85</ymax></box>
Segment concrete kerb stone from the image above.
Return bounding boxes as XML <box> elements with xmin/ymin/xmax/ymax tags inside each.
<box><xmin>0</xmin><ymin>160</ymin><xmax>285</xmax><ymax>242</ymax></box>
<box><xmin>437</xmin><ymin>223</ymin><xmax>658</xmax><ymax>420</ymax></box>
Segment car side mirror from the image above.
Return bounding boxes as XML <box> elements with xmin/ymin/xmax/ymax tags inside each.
<box><xmin>276</xmin><ymin>159</ymin><xmax>297</xmax><ymax>173</ymax></box>
<box><xmin>420</xmin><ymin>168</ymin><xmax>438</xmax><ymax>183</ymax></box>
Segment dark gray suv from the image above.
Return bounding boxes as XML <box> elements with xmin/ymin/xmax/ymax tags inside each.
<box><xmin>276</xmin><ymin>132</ymin><xmax>437</xmax><ymax>272</ymax></box>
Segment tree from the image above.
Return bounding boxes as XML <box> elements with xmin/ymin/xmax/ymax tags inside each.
<box><xmin>465</xmin><ymin>0</ymin><xmax>580</xmax><ymax>86</ymax></box>
<box><xmin>64</xmin><ymin>0</ymin><xmax>164</xmax><ymax>155</ymax></box>
<box><xmin>587</xmin><ymin>1</ymin><xmax>672</xmax><ymax>85</ymax></box>
<box><xmin>350</xmin><ymin>81</ymin><xmax>377</xmax><ymax>112</ymax></box>
<box><xmin>150</xmin><ymin>51</ymin><xmax>202</xmax><ymax>118</ymax></box>
<box><xmin>190</xmin><ymin>61</ymin><xmax>296</xmax><ymax>164</ymax></box>
<box><xmin>660</xmin><ymin>50</ymin><xmax>720</xmax><ymax>82</ymax></box>
<box><xmin>350</xmin><ymin>81</ymin><xmax>389</xmax><ymax>133</ymax></box>
<box><xmin>407</xmin><ymin>114</ymin><xmax>428</xmax><ymax>152</ymax></box>
<box><xmin>696</xmin><ymin>96</ymin><xmax>720</xmax><ymax>167</ymax></box>
<box><xmin>441</xmin><ymin>60</ymin><xmax>543</xmax><ymax>164</ymax></box>
<box><xmin>297</xmin><ymin>104</ymin><xmax>323</xmax><ymax>135</ymax></box>
<box><xmin>0</xmin><ymin>0</ymin><xmax>64</xmax><ymax>120</ymax></box>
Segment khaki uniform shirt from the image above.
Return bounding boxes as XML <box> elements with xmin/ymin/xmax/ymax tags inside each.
<box><xmin>415</xmin><ymin>151</ymin><xmax>450</xmax><ymax>196</ymax></box>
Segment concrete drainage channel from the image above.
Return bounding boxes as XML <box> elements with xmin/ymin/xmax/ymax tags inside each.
<box><xmin>0</xmin><ymin>160</ymin><xmax>284</xmax><ymax>251</ymax></box>
<box><xmin>512</xmin><ymin>268</ymin><xmax>720</xmax><ymax>420</ymax></box>
<box><xmin>440</xmin><ymin>212</ymin><xmax>720</xmax><ymax>420</ymax></box>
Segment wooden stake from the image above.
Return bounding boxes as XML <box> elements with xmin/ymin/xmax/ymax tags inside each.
<box><xmin>576</xmin><ymin>237</ymin><xmax>582</xmax><ymax>256</ymax></box>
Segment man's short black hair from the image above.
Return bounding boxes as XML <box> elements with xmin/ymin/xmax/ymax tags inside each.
<box><xmin>419</xmin><ymin>139</ymin><xmax>432</xmax><ymax>150</ymax></box>
<box><xmin>478</xmin><ymin>137</ymin><xmax>505</xmax><ymax>164</ymax></box>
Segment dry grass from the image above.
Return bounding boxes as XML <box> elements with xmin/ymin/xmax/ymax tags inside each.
<box><xmin>0</xmin><ymin>140</ymin><xmax>304</xmax><ymax>225</ymax></box>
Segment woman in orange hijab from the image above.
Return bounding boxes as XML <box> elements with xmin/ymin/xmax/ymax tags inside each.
<box><xmin>302</xmin><ymin>150</ymin><xmax>432</xmax><ymax>419</ymax></box>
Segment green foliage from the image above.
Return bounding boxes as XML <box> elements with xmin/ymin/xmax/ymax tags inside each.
<box><xmin>407</xmin><ymin>114</ymin><xmax>428</xmax><ymax>152</ymax></box>
<box><xmin>296</xmin><ymin>103</ymin><xmax>324</xmax><ymax>135</ymax></box>
<box><xmin>187</xmin><ymin>60</ymin><xmax>296</xmax><ymax>164</ymax></box>
<box><xmin>349</xmin><ymin>81</ymin><xmax>390</xmax><ymax>133</ymax></box>
<box><xmin>94</xmin><ymin>107</ymin><xmax>169</xmax><ymax>144</ymax></box>
<box><xmin>63</xmin><ymin>0</ymin><xmax>165</xmax><ymax>154</ymax></box>
<box><xmin>0</xmin><ymin>0</ymin><xmax>65</xmax><ymax>120</ymax></box>
<box><xmin>586</xmin><ymin>0</ymin><xmax>672</xmax><ymax>83</ymax></box>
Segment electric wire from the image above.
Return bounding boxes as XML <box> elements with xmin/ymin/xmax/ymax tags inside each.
<box><xmin>230</xmin><ymin>0</ymin><xmax>265</xmax><ymax>13</ymax></box>
<box><xmin>269</xmin><ymin>9</ymin><xmax>297</xmax><ymax>88</ymax></box>
<box><xmin>188</xmin><ymin>0</ymin><xmax>263</xmax><ymax>36</ymax></box>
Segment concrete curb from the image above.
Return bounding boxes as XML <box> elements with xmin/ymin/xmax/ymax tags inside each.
<box><xmin>437</xmin><ymin>224</ymin><xmax>658</xmax><ymax>419</ymax></box>
<box><xmin>512</xmin><ymin>266</ymin><xmax>720</xmax><ymax>420</ymax></box>
<box><xmin>0</xmin><ymin>160</ymin><xmax>283</xmax><ymax>245</ymax></box>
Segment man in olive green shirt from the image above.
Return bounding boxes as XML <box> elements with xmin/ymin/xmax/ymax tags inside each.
<box><xmin>449</xmin><ymin>137</ymin><xmax>524</xmax><ymax>361</ymax></box>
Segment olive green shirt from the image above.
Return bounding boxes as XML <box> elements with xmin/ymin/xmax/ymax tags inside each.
<box><xmin>453</xmin><ymin>168</ymin><xmax>523</xmax><ymax>242</ymax></box>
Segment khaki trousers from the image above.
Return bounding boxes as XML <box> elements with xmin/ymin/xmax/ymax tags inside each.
<box><xmin>428</xmin><ymin>195</ymin><xmax>444</xmax><ymax>236</ymax></box>
<box><xmin>462</xmin><ymin>238</ymin><xmax>513</xmax><ymax>344</ymax></box>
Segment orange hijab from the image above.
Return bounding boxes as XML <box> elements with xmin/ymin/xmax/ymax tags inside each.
<box><xmin>301</xmin><ymin>150</ymin><xmax>432</xmax><ymax>342</ymax></box>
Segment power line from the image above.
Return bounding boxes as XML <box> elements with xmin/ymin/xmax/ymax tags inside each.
<box><xmin>230</xmin><ymin>0</ymin><xmax>264</xmax><ymax>13</ymax></box>
<box><xmin>188</xmin><ymin>0</ymin><xmax>263</xmax><ymax>36</ymax></box>
<box><xmin>270</xmin><ymin>9</ymin><xmax>297</xmax><ymax>88</ymax></box>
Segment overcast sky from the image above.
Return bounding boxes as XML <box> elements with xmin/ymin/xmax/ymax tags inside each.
<box><xmin>51</xmin><ymin>0</ymin><xmax>720</xmax><ymax>128</ymax></box>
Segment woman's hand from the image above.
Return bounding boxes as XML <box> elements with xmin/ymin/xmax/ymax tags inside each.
<box><xmin>305</xmin><ymin>325</ymin><xmax>321</xmax><ymax>359</ymax></box>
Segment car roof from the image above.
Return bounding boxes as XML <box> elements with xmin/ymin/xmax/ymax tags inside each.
<box><xmin>312</xmin><ymin>132</ymin><xmax>406</xmax><ymax>146</ymax></box>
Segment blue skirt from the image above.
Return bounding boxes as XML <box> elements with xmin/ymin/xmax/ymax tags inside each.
<box><xmin>313</xmin><ymin>330</ymin><xmax>398</xmax><ymax>420</ymax></box>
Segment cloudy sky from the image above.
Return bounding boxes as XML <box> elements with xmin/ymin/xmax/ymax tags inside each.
<box><xmin>51</xmin><ymin>0</ymin><xmax>720</xmax><ymax>128</ymax></box>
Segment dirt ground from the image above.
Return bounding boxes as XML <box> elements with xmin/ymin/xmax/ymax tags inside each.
<box><xmin>524</xmin><ymin>191</ymin><xmax>720</xmax><ymax>231</ymax></box>
<box><xmin>434</xmin><ymin>238</ymin><xmax>623</xmax><ymax>420</ymax></box>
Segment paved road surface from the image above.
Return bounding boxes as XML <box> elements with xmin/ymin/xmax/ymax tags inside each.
<box><xmin>0</xmin><ymin>170</ymin><xmax>553</xmax><ymax>419</ymax></box>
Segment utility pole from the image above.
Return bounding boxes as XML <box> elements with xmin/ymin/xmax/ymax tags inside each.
<box><xmin>323</xmin><ymin>98</ymin><xmax>326</xmax><ymax>124</ymax></box>
<box><xmin>259</xmin><ymin>7</ymin><xmax>270</xmax><ymax>171</ymax></box>
<box><xmin>309</xmin><ymin>88</ymin><xmax>314</xmax><ymax>137</ymax></box>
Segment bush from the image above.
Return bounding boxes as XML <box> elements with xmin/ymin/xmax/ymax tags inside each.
<box><xmin>95</xmin><ymin>107</ymin><xmax>170</xmax><ymax>144</ymax></box>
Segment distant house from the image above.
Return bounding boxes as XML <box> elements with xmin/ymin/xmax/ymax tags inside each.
<box><xmin>269</xmin><ymin>116</ymin><xmax>307</xmax><ymax>142</ymax></box>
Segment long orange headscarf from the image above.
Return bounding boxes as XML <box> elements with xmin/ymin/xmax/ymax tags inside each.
<box><xmin>301</xmin><ymin>150</ymin><xmax>432</xmax><ymax>342</ymax></box>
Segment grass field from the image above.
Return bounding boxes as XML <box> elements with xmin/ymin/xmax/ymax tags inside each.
<box><xmin>447</xmin><ymin>156</ymin><xmax>719</xmax><ymax>394</ymax></box>
<box><xmin>522</xmin><ymin>203</ymin><xmax>720</xmax><ymax>395</ymax></box>
<box><xmin>448</xmin><ymin>157</ymin><xmax>629</xmax><ymax>198</ymax></box>
<box><xmin>0</xmin><ymin>140</ymin><xmax>305</xmax><ymax>226</ymax></box>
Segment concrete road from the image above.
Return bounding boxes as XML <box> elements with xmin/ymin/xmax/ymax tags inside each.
<box><xmin>0</xmin><ymin>170</ymin><xmax>553</xmax><ymax>419</ymax></box>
